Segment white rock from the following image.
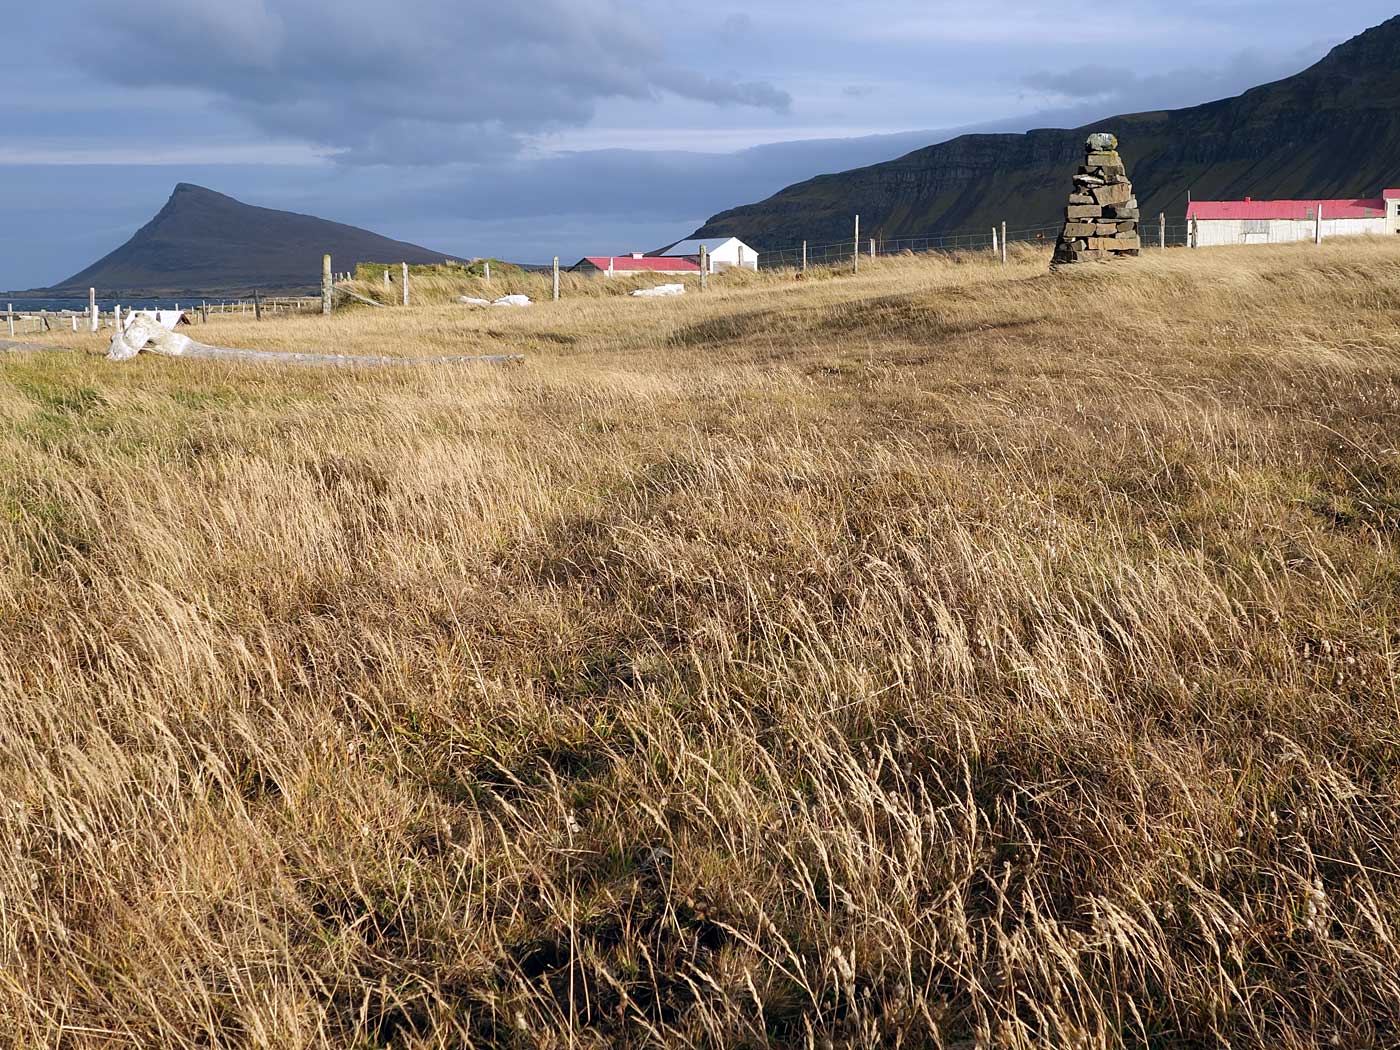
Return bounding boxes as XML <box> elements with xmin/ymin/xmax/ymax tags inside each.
<box><xmin>631</xmin><ymin>284</ymin><xmax>686</xmax><ymax>298</ymax></box>
<box><xmin>491</xmin><ymin>295</ymin><xmax>532</xmax><ymax>307</ymax></box>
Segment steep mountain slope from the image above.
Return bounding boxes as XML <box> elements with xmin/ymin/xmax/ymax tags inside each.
<box><xmin>695</xmin><ymin>16</ymin><xmax>1400</xmax><ymax>250</ymax></box>
<box><xmin>50</xmin><ymin>184</ymin><xmax>453</xmax><ymax>294</ymax></box>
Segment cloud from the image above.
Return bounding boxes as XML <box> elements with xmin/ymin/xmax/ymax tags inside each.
<box><xmin>1016</xmin><ymin>43</ymin><xmax>1330</xmax><ymax>112</ymax></box>
<box><xmin>75</xmin><ymin>0</ymin><xmax>791</xmax><ymax>165</ymax></box>
<box><xmin>719</xmin><ymin>13</ymin><xmax>753</xmax><ymax>43</ymax></box>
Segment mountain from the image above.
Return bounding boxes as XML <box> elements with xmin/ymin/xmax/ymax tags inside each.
<box><xmin>694</xmin><ymin>16</ymin><xmax>1400</xmax><ymax>250</ymax></box>
<box><xmin>47</xmin><ymin>184</ymin><xmax>454</xmax><ymax>295</ymax></box>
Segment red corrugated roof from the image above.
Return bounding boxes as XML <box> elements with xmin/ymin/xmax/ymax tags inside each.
<box><xmin>579</xmin><ymin>256</ymin><xmax>701</xmax><ymax>272</ymax></box>
<box><xmin>1187</xmin><ymin>196</ymin><xmax>1390</xmax><ymax>221</ymax></box>
<box><xmin>1385</xmin><ymin>189</ymin><xmax>1400</xmax><ymax>200</ymax></box>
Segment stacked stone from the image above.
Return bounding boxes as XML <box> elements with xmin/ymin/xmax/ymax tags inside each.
<box><xmin>1052</xmin><ymin>132</ymin><xmax>1141</xmax><ymax>265</ymax></box>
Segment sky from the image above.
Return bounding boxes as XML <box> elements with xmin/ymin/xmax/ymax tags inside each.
<box><xmin>2</xmin><ymin>1</ymin><xmax>1396</xmax><ymax>289</ymax></box>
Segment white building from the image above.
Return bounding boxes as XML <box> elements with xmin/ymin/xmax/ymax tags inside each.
<box><xmin>1187</xmin><ymin>190</ymin><xmax>1400</xmax><ymax>247</ymax></box>
<box><xmin>649</xmin><ymin>236</ymin><xmax>760</xmax><ymax>272</ymax></box>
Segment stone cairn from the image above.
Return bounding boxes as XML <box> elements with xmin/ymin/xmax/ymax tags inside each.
<box><xmin>1052</xmin><ymin>132</ymin><xmax>1141</xmax><ymax>265</ymax></box>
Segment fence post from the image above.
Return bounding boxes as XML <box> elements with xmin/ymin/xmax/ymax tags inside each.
<box><xmin>114</xmin><ymin>304</ymin><xmax>121</xmax><ymax>334</ymax></box>
<box><xmin>383</xmin><ymin>269</ymin><xmax>391</xmax><ymax>290</ymax></box>
<box><xmin>1001</xmin><ymin>222</ymin><xmax>1008</xmax><ymax>264</ymax></box>
<box><xmin>854</xmin><ymin>215</ymin><xmax>860</xmax><ymax>274</ymax></box>
<box><xmin>322</xmin><ymin>253</ymin><xmax>333</xmax><ymax>315</ymax></box>
<box><xmin>1159</xmin><ymin>213</ymin><xmax>1166</xmax><ymax>250</ymax></box>
<box><xmin>700</xmin><ymin>246</ymin><xmax>708</xmax><ymax>291</ymax></box>
<box><xmin>553</xmin><ymin>257</ymin><xmax>560</xmax><ymax>302</ymax></box>
<box><xmin>402</xmin><ymin>262</ymin><xmax>409</xmax><ymax>306</ymax></box>
<box><xmin>201</xmin><ymin>300</ymin><xmax>208</xmax><ymax>323</ymax></box>
<box><xmin>1315</xmin><ymin>203</ymin><xmax>1324</xmax><ymax>245</ymax></box>
<box><xmin>1191</xmin><ymin>218</ymin><xmax>1199</xmax><ymax>249</ymax></box>
<box><xmin>89</xmin><ymin>287</ymin><xmax>98</xmax><ymax>332</ymax></box>
<box><xmin>254</xmin><ymin>290</ymin><xmax>262</xmax><ymax>321</ymax></box>
<box><xmin>484</xmin><ymin>261</ymin><xmax>491</xmax><ymax>284</ymax></box>
<box><xmin>5</xmin><ymin>304</ymin><xmax>11</xmax><ymax>339</ymax></box>
<box><xmin>802</xmin><ymin>240</ymin><xmax>808</xmax><ymax>273</ymax></box>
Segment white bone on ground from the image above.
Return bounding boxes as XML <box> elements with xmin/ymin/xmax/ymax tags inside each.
<box><xmin>107</xmin><ymin>315</ymin><xmax>195</xmax><ymax>361</ymax></box>
<box><xmin>630</xmin><ymin>284</ymin><xmax>686</xmax><ymax>298</ymax></box>
<box><xmin>491</xmin><ymin>295</ymin><xmax>532</xmax><ymax>307</ymax></box>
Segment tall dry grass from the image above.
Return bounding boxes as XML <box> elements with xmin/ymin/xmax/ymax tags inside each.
<box><xmin>2</xmin><ymin>242</ymin><xmax>1400</xmax><ymax>1048</ymax></box>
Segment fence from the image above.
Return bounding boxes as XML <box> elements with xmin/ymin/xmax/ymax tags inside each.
<box><xmin>757</xmin><ymin>218</ymin><xmax>1195</xmax><ymax>270</ymax></box>
<box><xmin>3</xmin><ymin>295</ymin><xmax>323</xmax><ymax>337</ymax></box>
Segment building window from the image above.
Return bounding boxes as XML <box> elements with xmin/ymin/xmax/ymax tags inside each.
<box><xmin>1243</xmin><ymin>219</ymin><xmax>1269</xmax><ymax>235</ymax></box>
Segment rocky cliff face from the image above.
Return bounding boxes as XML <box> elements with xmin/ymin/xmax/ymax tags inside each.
<box><xmin>51</xmin><ymin>184</ymin><xmax>453</xmax><ymax>295</ymax></box>
<box><xmin>694</xmin><ymin>16</ymin><xmax>1400</xmax><ymax>250</ymax></box>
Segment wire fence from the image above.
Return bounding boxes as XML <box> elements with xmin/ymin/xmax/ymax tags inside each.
<box><xmin>757</xmin><ymin>219</ymin><xmax>1195</xmax><ymax>270</ymax></box>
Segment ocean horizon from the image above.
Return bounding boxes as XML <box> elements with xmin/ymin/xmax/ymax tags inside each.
<box><xmin>3</xmin><ymin>296</ymin><xmax>269</xmax><ymax>312</ymax></box>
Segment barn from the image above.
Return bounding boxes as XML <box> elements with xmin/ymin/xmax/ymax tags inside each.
<box><xmin>1187</xmin><ymin>190</ymin><xmax>1400</xmax><ymax>247</ymax></box>
<box><xmin>570</xmin><ymin>254</ymin><xmax>702</xmax><ymax>277</ymax></box>
<box><xmin>649</xmin><ymin>237</ymin><xmax>760</xmax><ymax>272</ymax></box>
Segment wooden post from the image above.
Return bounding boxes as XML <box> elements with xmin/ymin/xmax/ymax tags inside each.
<box><xmin>201</xmin><ymin>300</ymin><xmax>208</xmax><ymax>323</ymax></box>
<box><xmin>383</xmin><ymin>269</ymin><xmax>391</xmax><ymax>289</ymax></box>
<box><xmin>1191</xmin><ymin>218</ymin><xmax>1199</xmax><ymax>249</ymax></box>
<box><xmin>322</xmin><ymin>253</ymin><xmax>333</xmax><ymax>315</ymax></box>
<box><xmin>484</xmin><ymin>261</ymin><xmax>491</xmax><ymax>284</ymax></box>
<box><xmin>114</xmin><ymin>304</ymin><xmax>121</xmax><ymax>334</ymax></box>
<box><xmin>870</xmin><ymin>237</ymin><xmax>876</xmax><ymax>260</ymax></box>
<box><xmin>254</xmin><ymin>290</ymin><xmax>262</xmax><ymax>321</ymax></box>
<box><xmin>802</xmin><ymin>240</ymin><xmax>808</xmax><ymax>272</ymax></box>
<box><xmin>1001</xmin><ymin>222</ymin><xmax>1008</xmax><ymax>264</ymax></box>
<box><xmin>71</xmin><ymin>315</ymin><xmax>77</xmax><ymax>332</ymax></box>
<box><xmin>1159</xmin><ymin>213</ymin><xmax>1166</xmax><ymax>250</ymax></box>
<box><xmin>5</xmin><ymin>304</ymin><xmax>12</xmax><ymax>339</ymax></box>
<box><xmin>853</xmin><ymin>215</ymin><xmax>860</xmax><ymax>274</ymax></box>
<box><xmin>89</xmin><ymin>287</ymin><xmax>98</xmax><ymax>332</ymax></box>
<box><xmin>552</xmin><ymin>257</ymin><xmax>560</xmax><ymax>302</ymax></box>
<box><xmin>401</xmin><ymin>262</ymin><xmax>409</xmax><ymax>306</ymax></box>
<box><xmin>991</xmin><ymin>227</ymin><xmax>998</xmax><ymax>256</ymax></box>
<box><xmin>700</xmin><ymin>246</ymin><xmax>708</xmax><ymax>291</ymax></box>
<box><xmin>1315</xmin><ymin>203</ymin><xmax>1324</xmax><ymax>245</ymax></box>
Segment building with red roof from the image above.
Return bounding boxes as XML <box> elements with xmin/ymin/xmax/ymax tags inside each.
<box><xmin>570</xmin><ymin>253</ymin><xmax>703</xmax><ymax>277</ymax></box>
<box><xmin>1186</xmin><ymin>190</ymin><xmax>1400</xmax><ymax>247</ymax></box>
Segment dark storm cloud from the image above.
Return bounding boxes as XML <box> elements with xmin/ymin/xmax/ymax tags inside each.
<box><xmin>76</xmin><ymin>0</ymin><xmax>791</xmax><ymax>165</ymax></box>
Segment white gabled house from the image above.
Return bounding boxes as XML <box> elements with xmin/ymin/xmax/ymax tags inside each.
<box><xmin>649</xmin><ymin>236</ymin><xmax>759</xmax><ymax>272</ymax></box>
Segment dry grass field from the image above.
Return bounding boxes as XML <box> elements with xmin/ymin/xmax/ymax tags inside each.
<box><xmin>2</xmin><ymin>242</ymin><xmax>1399</xmax><ymax>1048</ymax></box>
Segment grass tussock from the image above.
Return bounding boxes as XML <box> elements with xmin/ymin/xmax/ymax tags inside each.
<box><xmin>3</xmin><ymin>241</ymin><xmax>1400</xmax><ymax>1048</ymax></box>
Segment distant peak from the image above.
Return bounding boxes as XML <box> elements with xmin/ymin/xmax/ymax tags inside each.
<box><xmin>171</xmin><ymin>183</ymin><xmax>222</xmax><ymax>198</ymax></box>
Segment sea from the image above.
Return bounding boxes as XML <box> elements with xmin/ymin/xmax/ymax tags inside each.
<box><xmin>3</xmin><ymin>296</ymin><xmax>229</xmax><ymax>312</ymax></box>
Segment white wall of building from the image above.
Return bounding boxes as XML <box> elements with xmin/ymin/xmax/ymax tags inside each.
<box><xmin>1389</xmin><ymin>198</ymin><xmax>1400</xmax><ymax>235</ymax></box>
<box><xmin>1195</xmin><ymin>216</ymin><xmax>1388</xmax><ymax>247</ymax></box>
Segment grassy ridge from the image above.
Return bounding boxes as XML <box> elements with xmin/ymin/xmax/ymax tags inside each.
<box><xmin>2</xmin><ymin>243</ymin><xmax>1399</xmax><ymax>1047</ymax></box>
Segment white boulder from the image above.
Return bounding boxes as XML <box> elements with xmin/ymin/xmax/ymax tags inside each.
<box><xmin>631</xmin><ymin>284</ymin><xmax>686</xmax><ymax>298</ymax></box>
